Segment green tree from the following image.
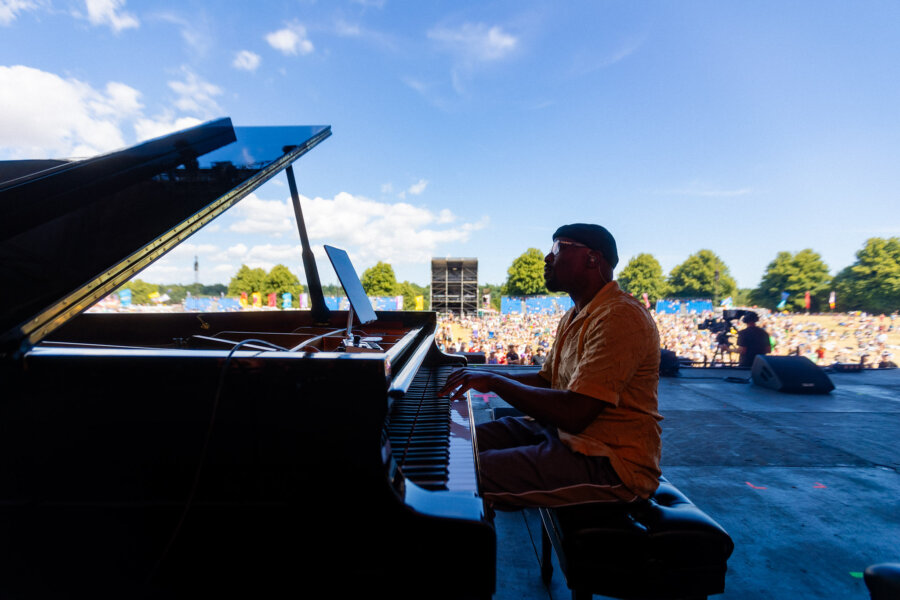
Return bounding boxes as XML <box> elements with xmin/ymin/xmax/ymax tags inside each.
<box><xmin>227</xmin><ymin>265</ymin><xmax>267</xmax><ymax>296</ymax></box>
<box><xmin>751</xmin><ymin>249</ymin><xmax>831</xmax><ymax>311</ymax></box>
<box><xmin>617</xmin><ymin>253</ymin><xmax>668</xmax><ymax>305</ymax></box>
<box><xmin>832</xmin><ymin>237</ymin><xmax>900</xmax><ymax>313</ymax></box>
<box><xmin>396</xmin><ymin>281</ymin><xmax>430</xmax><ymax>310</ymax></box>
<box><xmin>734</xmin><ymin>288</ymin><xmax>753</xmax><ymax>307</ymax></box>
<box><xmin>201</xmin><ymin>283</ymin><xmax>227</xmax><ymax>296</ymax></box>
<box><xmin>264</xmin><ymin>264</ymin><xmax>305</xmax><ymax>308</ymax></box>
<box><xmin>505</xmin><ymin>248</ymin><xmax>549</xmax><ymax>296</ymax></box>
<box><xmin>482</xmin><ymin>283</ymin><xmax>503</xmax><ymax>311</ymax></box>
<box><xmin>361</xmin><ymin>261</ymin><xmax>398</xmax><ymax>296</ymax></box>
<box><xmin>120</xmin><ymin>279</ymin><xmax>159</xmax><ymax>305</ymax></box>
<box><xmin>667</xmin><ymin>249</ymin><xmax>737</xmax><ymax>300</ymax></box>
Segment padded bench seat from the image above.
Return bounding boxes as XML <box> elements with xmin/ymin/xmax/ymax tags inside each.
<box><xmin>539</xmin><ymin>476</ymin><xmax>734</xmax><ymax>600</ymax></box>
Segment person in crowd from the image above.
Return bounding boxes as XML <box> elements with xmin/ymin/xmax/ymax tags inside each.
<box><xmin>879</xmin><ymin>352</ymin><xmax>897</xmax><ymax>369</ymax></box>
<box><xmin>736</xmin><ymin>311</ymin><xmax>770</xmax><ymax>367</ymax></box>
<box><xmin>531</xmin><ymin>347</ymin><xmax>546</xmax><ymax>367</ymax></box>
<box><xmin>505</xmin><ymin>344</ymin><xmax>520</xmax><ymax>365</ymax></box>
<box><xmin>441</xmin><ymin>223</ymin><xmax>662</xmax><ymax>508</ymax></box>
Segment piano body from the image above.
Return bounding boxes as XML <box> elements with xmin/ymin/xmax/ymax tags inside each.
<box><xmin>0</xmin><ymin>120</ymin><xmax>494</xmax><ymax>597</ymax></box>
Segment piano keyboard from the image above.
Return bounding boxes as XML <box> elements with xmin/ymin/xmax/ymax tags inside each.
<box><xmin>386</xmin><ymin>363</ymin><xmax>479</xmax><ymax>492</ymax></box>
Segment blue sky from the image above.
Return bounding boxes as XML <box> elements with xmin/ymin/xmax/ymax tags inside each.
<box><xmin>2</xmin><ymin>0</ymin><xmax>899</xmax><ymax>290</ymax></box>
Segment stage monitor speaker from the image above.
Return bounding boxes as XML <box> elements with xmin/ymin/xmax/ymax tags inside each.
<box><xmin>751</xmin><ymin>355</ymin><xmax>835</xmax><ymax>394</ymax></box>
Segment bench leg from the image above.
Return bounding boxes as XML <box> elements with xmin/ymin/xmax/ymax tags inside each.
<box><xmin>540</xmin><ymin>523</ymin><xmax>553</xmax><ymax>585</ymax></box>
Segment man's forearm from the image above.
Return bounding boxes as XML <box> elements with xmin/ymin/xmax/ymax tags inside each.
<box><xmin>485</xmin><ymin>375</ymin><xmax>603</xmax><ymax>434</ymax></box>
<box><xmin>475</xmin><ymin>367</ymin><xmax>549</xmax><ymax>388</ymax></box>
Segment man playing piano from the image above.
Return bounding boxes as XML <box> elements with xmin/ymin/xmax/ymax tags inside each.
<box><xmin>441</xmin><ymin>224</ymin><xmax>662</xmax><ymax>507</ymax></box>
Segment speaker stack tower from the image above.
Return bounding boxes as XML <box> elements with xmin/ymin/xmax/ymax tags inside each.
<box><xmin>430</xmin><ymin>258</ymin><xmax>478</xmax><ymax>316</ymax></box>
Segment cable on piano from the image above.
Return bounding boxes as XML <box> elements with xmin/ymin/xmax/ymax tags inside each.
<box><xmin>146</xmin><ymin>337</ymin><xmax>287</xmax><ymax>585</ymax></box>
<box><xmin>289</xmin><ymin>327</ymin><xmax>346</xmax><ymax>352</ymax></box>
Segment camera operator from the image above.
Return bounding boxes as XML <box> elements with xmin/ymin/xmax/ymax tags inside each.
<box><xmin>736</xmin><ymin>311</ymin><xmax>770</xmax><ymax>367</ymax></box>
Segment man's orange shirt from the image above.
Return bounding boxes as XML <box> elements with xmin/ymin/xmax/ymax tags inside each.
<box><xmin>539</xmin><ymin>281</ymin><xmax>663</xmax><ymax>498</ymax></box>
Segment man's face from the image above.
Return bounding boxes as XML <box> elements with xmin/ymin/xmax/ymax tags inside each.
<box><xmin>544</xmin><ymin>237</ymin><xmax>592</xmax><ymax>293</ymax></box>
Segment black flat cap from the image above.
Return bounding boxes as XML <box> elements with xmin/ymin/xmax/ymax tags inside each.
<box><xmin>553</xmin><ymin>223</ymin><xmax>618</xmax><ymax>268</ymax></box>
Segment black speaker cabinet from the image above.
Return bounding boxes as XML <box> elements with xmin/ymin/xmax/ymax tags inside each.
<box><xmin>751</xmin><ymin>355</ymin><xmax>835</xmax><ymax>394</ymax></box>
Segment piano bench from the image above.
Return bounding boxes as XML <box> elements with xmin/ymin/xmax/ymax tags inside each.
<box><xmin>538</xmin><ymin>476</ymin><xmax>734</xmax><ymax>600</ymax></box>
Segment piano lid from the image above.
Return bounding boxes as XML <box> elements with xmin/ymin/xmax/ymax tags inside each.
<box><xmin>0</xmin><ymin>119</ymin><xmax>331</xmax><ymax>353</ymax></box>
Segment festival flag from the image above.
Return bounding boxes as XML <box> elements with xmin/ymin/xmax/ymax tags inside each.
<box><xmin>282</xmin><ymin>292</ymin><xmax>292</xmax><ymax>309</ymax></box>
<box><xmin>829</xmin><ymin>290</ymin><xmax>836</xmax><ymax>310</ymax></box>
<box><xmin>642</xmin><ymin>292</ymin><xmax>650</xmax><ymax>308</ymax></box>
<box><xmin>720</xmin><ymin>296</ymin><xmax>733</xmax><ymax>308</ymax></box>
<box><xmin>239</xmin><ymin>292</ymin><xmax>248</xmax><ymax>307</ymax></box>
<box><xmin>415</xmin><ymin>295</ymin><xmax>424</xmax><ymax>311</ymax></box>
<box><xmin>776</xmin><ymin>292</ymin><xmax>789</xmax><ymax>310</ymax></box>
<box><xmin>251</xmin><ymin>292</ymin><xmax>262</xmax><ymax>307</ymax></box>
<box><xmin>804</xmin><ymin>291</ymin><xmax>811</xmax><ymax>310</ymax></box>
<box><xmin>267</xmin><ymin>292</ymin><xmax>277</xmax><ymax>307</ymax></box>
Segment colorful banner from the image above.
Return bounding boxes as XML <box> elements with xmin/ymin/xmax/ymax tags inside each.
<box><xmin>267</xmin><ymin>292</ymin><xmax>277</xmax><ymax>308</ymax></box>
<box><xmin>415</xmin><ymin>295</ymin><xmax>424</xmax><ymax>311</ymax></box>
<box><xmin>642</xmin><ymin>292</ymin><xmax>651</xmax><ymax>308</ymax></box>
<box><xmin>282</xmin><ymin>292</ymin><xmax>293</xmax><ymax>309</ymax></box>
<box><xmin>829</xmin><ymin>290</ymin><xmax>836</xmax><ymax>310</ymax></box>
<box><xmin>804</xmin><ymin>291</ymin><xmax>811</xmax><ymax>310</ymax></box>
<box><xmin>720</xmin><ymin>296</ymin><xmax>733</xmax><ymax>308</ymax></box>
<box><xmin>118</xmin><ymin>288</ymin><xmax>132</xmax><ymax>308</ymax></box>
<box><xmin>251</xmin><ymin>292</ymin><xmax>262</xmax><ymax>307</ymax></box>
<box><xmin>239</xmin><ymin>292</ymin><xmax>248</xmax><ymax>307</ymax></box>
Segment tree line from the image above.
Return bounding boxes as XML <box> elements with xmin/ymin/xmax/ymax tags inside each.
<box><xmin>500</xmin><ymin>237</ymin><xmax>900</xmax><ymax>313</ymax></box>
<box><xmin>121</xmin><ymin>236</ymin><xmax>899</xmax><ymax>314</ymax></box>
<box><xmin>121</xmin><ymin>262</ymin><xmax>430</xmax><ymax>310</ymax></box>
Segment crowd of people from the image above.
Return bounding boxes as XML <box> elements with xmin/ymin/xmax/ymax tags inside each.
<box><xmin>437</xmin><ymin>309</ymin><xmax>899</xmax><ymax>368</ymax></box>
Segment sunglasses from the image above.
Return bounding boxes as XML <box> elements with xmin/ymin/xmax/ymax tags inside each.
<box><xmin>550</xmin><ymin>239</ymin><xmax>589</xmax><ymax>255</ymax></box>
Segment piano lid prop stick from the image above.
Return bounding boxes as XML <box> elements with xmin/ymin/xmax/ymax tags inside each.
<box><xmin>285</xmin><ymin>163</ymin><xmax>330</xmax><ymax>323</ymax></box>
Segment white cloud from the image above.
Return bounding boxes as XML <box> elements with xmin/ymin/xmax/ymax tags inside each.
<box><xmin>208</xmin><ymin>243</ymin><xmax>302</xmax><ymax>273</ymax></box>
<box><xmin>0</xmin><ymin>63</ymin><xmax>226</xmax><ymax>158</ymax></box>
<box><xmin>0</xmin><ymin>65</ymin><xmax>141</xmax><ymax>157</ymax></box>
<box><xmin>225</xmin><ymin>190</ymin><xmax>486</xmax><ymax>265</ymax></box>
<box><xmin>266</xmin><ymin>22</ymin><xmax>314</xmax><ymax>56</ymax></box>
<box><xmin>226</xmin><ymin>244</ymin><xmax>248</xmax><ymax>257</ymax></box>
<box><xmin>167</xmin><ymin>66</ymin><xmax>223</xmax><ymax>117</ymax></box>
<box><xmin>407</xmin><ymin>178</ymin><xmax>428</xmax><ymax>196</ymax></box>
<box><xmin>569</xmin><ymin>35</ymin><xmax>646</xmax><ymax>77</ymax></box>
<box><xmin>334</xmin><ymin>20</ymin><xmax>360</xmax><ymax>37</ymax></box>
<box><xmin>133</xmin><ymin>114</ymin><xmax>202</xmax><ymax>142</ymax></box>
<box><xmin>227</xmin><ymin>194</ymin><xmax>294</xmax><ymax>237</ymax></box>
<box><xmin>428</xmin><ymin>23</ymin><xmax>517</xmax><ymax>62</ymax></box>
<box><xmin>152</xmin><ymin>12</ymin><xmax>214</xmax><ymax>56</ymax></box>
<box><xmin>0</xmin><ymin>0</ymin><xmax>40</xmax><ymax>25</ymax></box>
<box><xmin>84</xmin><ymin>0</ymin><xmax>138</xmax><ymax>32</ymax></box>
<box><xmin>233</xmin><ymin>50</ymin><xmax>261</xmax><ymax>71</ymax></box>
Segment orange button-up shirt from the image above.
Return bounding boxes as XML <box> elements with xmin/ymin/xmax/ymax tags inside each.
<box><xmin>538</xmin><ymin>281</ymin><xmax>662</xmax><ymax>498</ymax></box>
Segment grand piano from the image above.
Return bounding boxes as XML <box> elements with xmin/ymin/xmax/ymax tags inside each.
<box><xmin>0</xmin><ymin>120</ymin><xmax>495</xmax><ymax>597</ymax></box>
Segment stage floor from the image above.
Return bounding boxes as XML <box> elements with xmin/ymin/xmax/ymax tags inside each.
<box><xmin>468</xmin><ymin>366</ymin><xmax>900</xmax><ymax>599</ymax></box>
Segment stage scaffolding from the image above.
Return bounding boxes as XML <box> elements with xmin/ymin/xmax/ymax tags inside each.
<box><xmin>431</xmin><ymin>258</ymin><xmax>478</xmax><ymax>315</ymax></box>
